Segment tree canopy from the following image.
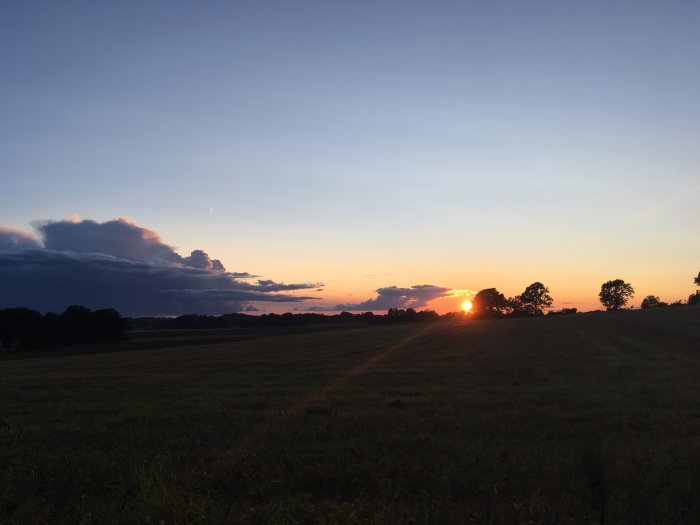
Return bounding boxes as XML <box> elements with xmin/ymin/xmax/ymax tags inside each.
<box><xmin>472</xmin><ymin>288</ymin><xmax>508</xmax><ymax>318</ymax></box>
<box><xmin>599</xmin><ymin>279</ymin><xmax>634</xmax><ymax>311</ymax></box>
<box><xmin>0</xmin><ymin>306</ymin><xmax>126</xmax><ymax>350</ymax></box>
<box><xmin>641</xmin><ymin>295</ymin><xmax>666</xmax><ymax>309</ymax></box>
<box><xmin>515</xmin><ymin>282</ymin><xmax>553</xmax><ymax>316</ymax></box>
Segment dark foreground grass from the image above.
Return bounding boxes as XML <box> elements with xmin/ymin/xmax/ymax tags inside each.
<box><xmin>2</xmin><ymin>307</ymin><xmax>700</xmax><ymax>523</ymax></box>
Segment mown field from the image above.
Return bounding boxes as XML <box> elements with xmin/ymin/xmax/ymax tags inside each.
<box><xmin>2</xmin><ymin>307</ymin><xmax>700</xmax><ymax>524</ymax></box>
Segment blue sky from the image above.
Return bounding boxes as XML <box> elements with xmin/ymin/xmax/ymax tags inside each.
<box><xmin>2</xmin><ymin>1</ymin><xmax>700</xmax><ymax>313</ymax></box>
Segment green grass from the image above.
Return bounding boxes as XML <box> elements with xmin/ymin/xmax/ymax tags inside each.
<box><xmin>2</xmin><ymin>306</ymin><xmax>700</xmax><ymax>523</ymax></box>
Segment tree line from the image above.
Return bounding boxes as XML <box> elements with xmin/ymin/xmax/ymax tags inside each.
<box><xmin>0</xmin><ymin>305</ymin><xmax>126</xmax><ymax>351</ymax></box>
<box><xmin>127</xmin><ymin>308</ymin><xmax>442</xmax><ymax>331</ymax></box>
<box><xmin>598</xmin><ymin>271</ymin><xmax>700</xmax><ymax>310</ymax></box>
<box><xmin>2</xmin><ymin>272</ymin><xmax>698</xmax><ymax>349</ymax></box>
<box><xmin>471</xmin><ymin>270</ymin><xmax>700</xmax><ymax>318</ymax></box>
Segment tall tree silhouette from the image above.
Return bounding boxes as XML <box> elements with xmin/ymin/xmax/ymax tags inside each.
<box><xmin>599</xmin><ymin>279</ymin><xmax>634</xmax><ymax>311</ymax></box>
<box><xmin>516</xmin><ymin>282</ymin><xmax>553</xmax><ymax>316</ymax></box>
<box><xmin>472</xmin><ymin>288</ymin><xmax>507</xmax><ymax>318</ymax></box>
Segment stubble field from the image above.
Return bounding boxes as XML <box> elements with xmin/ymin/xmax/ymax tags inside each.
<box><xmin>2</xmin><ymin>306</ymin><xmax>700</xmax><ymax>523</ymax></box>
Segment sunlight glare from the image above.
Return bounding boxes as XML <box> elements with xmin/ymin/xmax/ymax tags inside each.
<box><xmin>462</xmin><ymin>300</ymin><xmax>473</xmax><ymax>313</ymax></box>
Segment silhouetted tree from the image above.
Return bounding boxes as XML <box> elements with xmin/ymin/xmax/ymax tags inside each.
<box><xmin>599</xmin><ymin>279</ymin><xmax>634</xmax><ymax>311</ymax></box>
<box><xmin>60</xmin><ymin>305</ymin><xmax>97</xmax><ymax>344</ymax></box>
<box><xmin>403</xmin><ymin>308</ymin><xmax>417</xmax><ymax>321</ymax></box>
<box><xmin>0</xmin><ymin>308</ymin><xmax>43</xmax><ymax>350</ymax></box>
<box><xmin>691</xmin><ymin>273</ymin><xmax>700</xmax><ymax>305</ymax></box>
<box><xmin>386</xmin><ymin>308</ymin><xmax>407</xmax><ymax>320</ymax></box>
<box><xmin>516</xmin><ymin>282</ymin><xmax>553</xmax><ymax>316</ymax></box>
<box><xmin>94</xmin><ymin>308</ymin><xmax>128</xmax><ymax>341</ymax></box>
<box><xmin>641</xmin><ymin>295</ymin><xmax>667</xmax><ymax>309</ymax></box>
<box><xmin>416</xmin><ymin>309</ymin><xmax>440</xmax><ymax>322</ymax></box>
<box><xmin>472</xmin><ymin>288</ymin><xmax>508</xmax><ymax>318</ymax></box>
<box><xmin>504</xmin><ymin>297</ymin><xmax>527</xmax><ymax>317</ymax></box>
<box><xmin>43</xmin><ymin>312</ymin><xmax>62</xmax><ymax>343</ymax></box>
<box><xmin>0</xmin><ymin>306</ymin><xmax>123</xmax><ymax>349</ymax></box>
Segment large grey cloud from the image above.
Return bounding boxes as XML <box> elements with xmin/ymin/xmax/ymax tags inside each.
<box><xmin>334</xmin><ymin>285</ymin><xmax>450</xmax><ymax>311</ymax></box>
<box><xmin>37</xmin><ymin>218</ymin><xmax>228</xmax><ymax>271</ymax></box>
<box><xmin>0</xmin><ymin>226</ymin><xmax>41</xmax><ymax>250</ymax></box>
<box><xmin>38</xmin><ymin>218</ymin><xmax>182</xmax><ymax>264</ymax></box>
<box><xmin>0</xmin><ymin>218</ymin><xmax>321</xmax><ymax>315</ymax></box>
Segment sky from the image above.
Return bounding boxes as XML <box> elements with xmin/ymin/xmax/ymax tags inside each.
<box><xmin>2</xmin><ymin>1</ymin><xmax>699</xmax><ymax>315</ymax></box>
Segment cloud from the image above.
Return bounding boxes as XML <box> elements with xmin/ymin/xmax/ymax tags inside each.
<box><xmin>252</xmin><ymin>279</ymin><xmax>323</xmax><ymax>292</ymax></box>
<box><xmin>230</xmin><ymin>271</ymin><xmax>257</xmax><ymax>279</ymax></box>
<box><xmin>182</xmin><ymin>249</ymin><xmax>225</xmax><ymax>271</ymax></box>
<box><xmin>0</xmin><ymin>226</ymin><xmax>41</xmax><ymax>250</ymax></box>
<box><xmin>0</xmin><ymin>218</ymin><xmax>321</xmax><ymax>316</ymax></box>
<box><xmin>334</xmin><ymin>284</ymin><xmax>450</xmax><ymax>311</ymax></box>
<box><xmin>37</xmin><ymin>217</ymin><xmax>182</xmax><ymax>264</ymax></box>
<box><xmin>445</xmin><ymin>289</ymin><xmax>477</xmax><ymax>298</ymax></box>
<box><xmin>36</xmin><ymin>218</ymin><xmax>231</xmax><ymax>272</ymax></box>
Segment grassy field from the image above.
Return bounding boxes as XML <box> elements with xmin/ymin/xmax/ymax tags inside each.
<box><xmin>2</xmin><ymin>307</ymin><xmax>700</xmax><ymax>524</ymax></box>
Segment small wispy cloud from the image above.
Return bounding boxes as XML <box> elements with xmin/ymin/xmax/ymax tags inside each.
<box><xmin>445</xmin><ymin>289</ymin><xmax>477</xmax><ymax>299</ymax></box>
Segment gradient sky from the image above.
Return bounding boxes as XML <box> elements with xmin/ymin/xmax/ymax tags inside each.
<box><xmin>2</xmin><ymin>1</ymin><xmax>700</xmax><ymax>314</ymax></box>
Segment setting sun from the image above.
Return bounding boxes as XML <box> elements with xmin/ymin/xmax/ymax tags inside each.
<box><xmin>462</xmin><ymin>300</ymin><xmax>473</xmax><ymax>313</ymax></box>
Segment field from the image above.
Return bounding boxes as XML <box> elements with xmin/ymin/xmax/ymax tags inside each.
<box><xmin>2</xmin><ymin>307</ymin><xmax>700</xmax><ymax>524</ymax></box>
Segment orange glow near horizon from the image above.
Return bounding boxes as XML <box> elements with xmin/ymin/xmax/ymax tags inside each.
<box><xmin>461</xmin><ymin>300</ymin><xmax>473</xmax><ymax>313</ymax></box>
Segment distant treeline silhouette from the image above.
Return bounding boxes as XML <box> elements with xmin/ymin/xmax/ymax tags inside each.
<box><xmin>0</xmin><ymin>305</ymin><xmax>126</xmax><ymax>350</ymax></box>
<box><xmin>128</xmin><ymin>302</ymin><xmax>579</xmax><ymax>332</ymax></box>
<box><xmin>128</xmin><ymin>308</ymin><xmax>443</xmax><ymax>331</ymax></box>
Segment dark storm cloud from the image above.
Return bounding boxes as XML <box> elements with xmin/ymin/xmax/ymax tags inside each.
<box><xmin>0</xmin><ymin>219</ymin><xmax>321</xmax><ymax>315</ymax></box>
<box><xmin>38</xmin><ymin>218</ymin><xmax>182</xmax><ymax>263</ymax></box>
<box><xmin>0</xmin><ymin>226</ymin><xmax>41</xmax><ymax>250</ymax></box>
<box><xmin>161</xmin><ymin>288</ymin><xmax>314</xmax><ymax>302</ymax></box>
<box><xmin>38</xmin><ymin>218</ymin><xmax>230</xmax><ymax>272</ymax></box>
<box><xmin>334</xmin><ymin>285</ymin><xmax>450</xmax><ymax>311</ymax></box>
